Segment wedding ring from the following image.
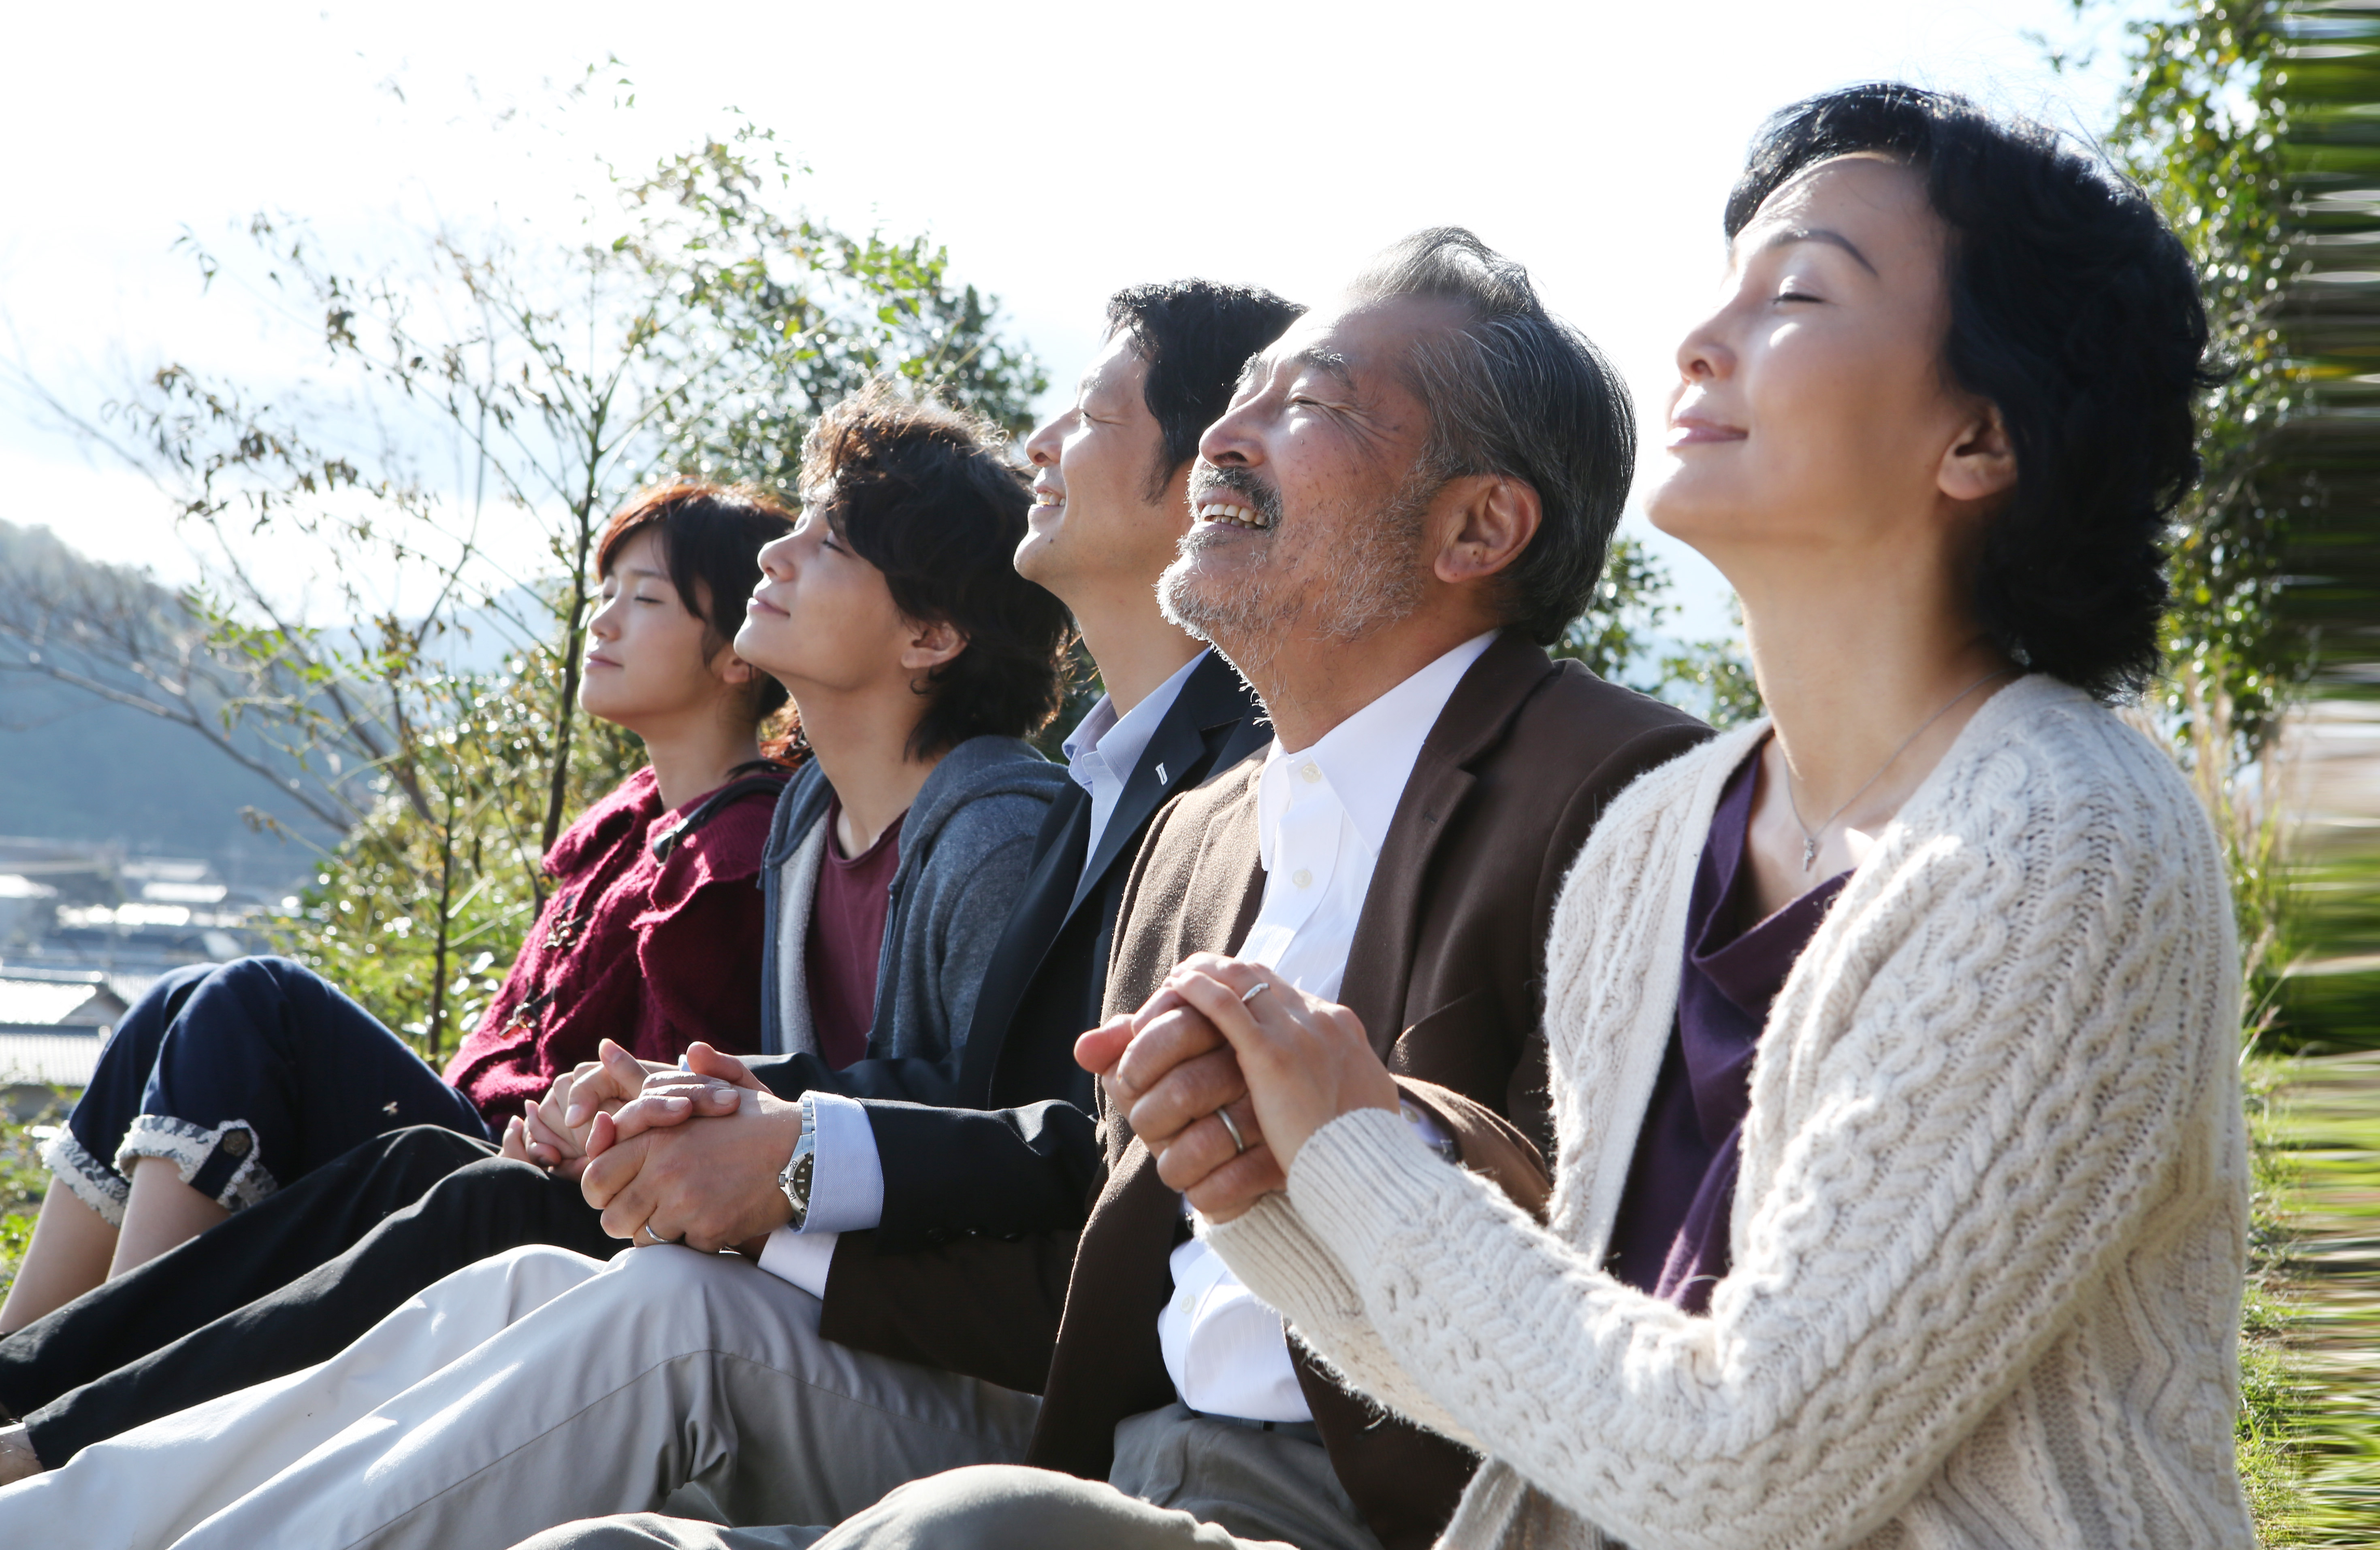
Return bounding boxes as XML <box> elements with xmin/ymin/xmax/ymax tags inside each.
<box><xmin>1215</xmin><ymin>1105</ymin><xmax>1249</xmax><ymax>1155</ymax></box>
<box><xmin>1239</xmin><ymin>980</ymin><xmax>1271</xmax><ymax>1004</ymax></box>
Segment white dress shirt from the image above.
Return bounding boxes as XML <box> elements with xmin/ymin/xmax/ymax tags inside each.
<box><xmin>1063</xmin><ymin>650</ymin><xmax>1208</xmax><ymax>868</ymax></box>
<box><xmin>758</xmin><ymin>650</ymin><xmax>1213</xmax><ymax>1297</ymax></box>
<box><xmin>1158</xmin><ymin>631</ymin><xmax>1495</xmax><ymax>1421</ymax></box>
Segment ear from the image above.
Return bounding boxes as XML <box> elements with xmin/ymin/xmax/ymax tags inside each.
<box><xmin>710</xmin><ymin>649</ymin><xmax>756</xmax><ymax>688</ymax></box>
<box><xmin>1431</xmin><ymin>474</ymin><xmax>1542</xmax><ymax>588</ymax></box>
<box><xmin>898</xmin><ymin>616</ymin><xmax>968</xmax><ymax>674</ymax></box>
<box><xmin>1938</xmin><ymin>402</ymin><xmax>2017</xmax><ymax>506</ymax></box>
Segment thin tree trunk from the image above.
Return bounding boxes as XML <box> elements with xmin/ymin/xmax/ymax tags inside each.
<box><xmin>426</xmin><ymin>774</ymin><xmax>458</xmax><ymax>1060</ymax></box>
<box><xmin>539</xmin><ymin>498</ymin><xmax>599</xmax><ymax>855</ymax></box>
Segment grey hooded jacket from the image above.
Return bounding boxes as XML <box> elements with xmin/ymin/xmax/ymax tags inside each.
<box><xmin>744</xmin><ymin>734</ymin><xmax>1066</xmax><ymax>1108</ymax></box>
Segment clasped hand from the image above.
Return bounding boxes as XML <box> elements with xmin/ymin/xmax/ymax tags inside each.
<box><xmin>497</xmin><ymin>1039</ymin><xmax>676</xmax><ymax>1180</ymax></box>
<box><xmin>1075</xmin><ymin>952</ymin><xmax>1399</xmax><ymax>1223</ymax></box>
<box><xmin>575</xmin><ymin>1041</ymin><xmax>800</xmax><ymax>1254</ymax></box>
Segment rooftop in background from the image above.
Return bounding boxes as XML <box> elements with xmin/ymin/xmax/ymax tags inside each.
<box><xmin>0</xmin><ymin>836</ymin><xmax>277</xmax><ymax>986</ymax></box>
<box><xmin>0</xmin><ymin>969</ymin><xmax>128</xmax><ymax>1028</ymax></box>
<box><xmin>0</xmin><ymin>967</ymin><xmax>137</xmax><ymax>1087</ymax></box>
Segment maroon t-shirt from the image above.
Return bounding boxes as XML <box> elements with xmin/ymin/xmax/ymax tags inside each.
<box><xmin>806</xmin><ymin>799</ymin><xmax>905</xmax><ymax>1071</ymax></box>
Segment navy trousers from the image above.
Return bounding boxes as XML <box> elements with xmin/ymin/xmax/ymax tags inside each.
<box><xmin>54</xmin><ymin>957</ymin><xmax>491</xmax><ymax>1221</ymax></box>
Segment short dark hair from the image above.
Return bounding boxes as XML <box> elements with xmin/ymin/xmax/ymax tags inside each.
<box><xmin>1105</xmin><ymin>280</ymin><xmax>1305</xmax><ymax>498</ymax></box>
<box><xmin>802</xmin><ymin>383</ymin><xmax>1073</xmax><ymax>757</ymax></box>
<box><xmin>1728</xmin><ymin>83</ymin><xmax>2210</xmax><ymax>699</ymax></box>
<box><xmin>598</xmin><ymin>482</ymin><xmax>799</xmax><ymax>755</ymax></box>
<box><xmin>1346</xmin><ymin>228</ymin><xmax>1636</xmax><ymax>646</ymax></box>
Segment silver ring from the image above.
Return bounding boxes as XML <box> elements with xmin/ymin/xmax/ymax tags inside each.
<box><xmin>1215</xmin><ymin>1105</ymin><xmax>1250</xmax><ymax>1155</ymax></box>
<box><xmin>1239</xmin><ymin>980</ymin><xmax>1271</xmax><ymax>1004</ymax></box>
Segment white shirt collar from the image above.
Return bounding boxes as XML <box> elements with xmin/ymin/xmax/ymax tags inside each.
<box><xmin>1062</xmin><ymin>649</ymin><xmax>1208</xmax><ymax>790</ymax></box>
<box><xmin>1256</xmin><ymin>630</ymin><xmax>1497</xmax><ymax>868</ymax></box>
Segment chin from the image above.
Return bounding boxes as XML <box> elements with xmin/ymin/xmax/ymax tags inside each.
<box><xmin>1013</xmin><ymin>532</ymin><xmax>1061</xmax><ymax>587</ymax></box>
<box><xmin>1643</xmin><ymin>474</ymin><xmax>1734</xmax><ymax>543</ymax></box>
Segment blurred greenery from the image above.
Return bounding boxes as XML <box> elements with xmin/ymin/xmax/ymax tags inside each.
<box><xmin>1552</xmin><ymin>535</ymin><xmax>1763</xmax><ymax>729</ymax></box>
<box><xmin>2237</xmin><ymin>1054</ymin><xmax>2380</xmax><ymax>1545</ymax></box>
<box><xmin>3</xmin><ymin>79</ymin><xmax>1048</xmax><ymax>1060</ymax></box>
<box><xmin>0</xmin><ymin>1089</ymin><xmax>71</xmax><ymax>1304</ymax></box>
<box><xmin>2091</xmin><ymin>3</ymin><xmax>2380</xmax><ymax>1537</ymax></box>
<box><xmin>2098</xmin><ymin>0</ymin><xmax>2380</xmax><ymax>1055</ymax></box>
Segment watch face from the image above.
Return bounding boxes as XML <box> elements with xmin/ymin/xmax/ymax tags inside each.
<box><xmin>783</xmin><ymin>1150</ymin><xmax>815</xmax><ymax>1229</ymax></box>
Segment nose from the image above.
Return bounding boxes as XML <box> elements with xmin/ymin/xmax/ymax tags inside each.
<box><xmin>1674</xmin><ymin>304</ymin><xmax>1734</xmax><ymax>386</ymax></box>
<box><xmin>1024</xmin><ymin>411</ymin><xmax>1067</xmax><ymax>469</ymax></box>
<box><xmin>756</xmin><ymin>531</ymin><xmax>798</xmax><ymax>581</ymax></box>
<box><xmin>1196</xmin><ymin>398</ymin><xmax>1262</xmax><ymax>470</ymax></box>
<box><xmin>588</xmin><ymin>586</ymin><xmax>623</xmax><ymax>640</ymax></box>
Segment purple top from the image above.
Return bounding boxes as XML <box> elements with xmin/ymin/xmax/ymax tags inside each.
<box><xmin>1603</xmin><ymin>746</ymin><xmax>1850</xmax><ymax>1314</ymax></box>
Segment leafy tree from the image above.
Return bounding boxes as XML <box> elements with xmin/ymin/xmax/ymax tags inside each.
<box><xmin>1</xmin><ymin>98</ymin><xmax>1043</xmax><ymax>1056</ymax></box>
<box><xmin>2098</xmin><ymin>0</ymin><xmax>2303</xmax><ymax>761</ymax></box>
<box><xmin>1553</xmin><ymin>534</ymin><xmax>1763</xmax><ymax>728</ymax></box>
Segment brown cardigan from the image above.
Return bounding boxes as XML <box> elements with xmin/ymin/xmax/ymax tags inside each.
<box><xmin>820</xmin><ymin>631</ymin><xmax>1710</xmax><ymax>1550</ymax></box>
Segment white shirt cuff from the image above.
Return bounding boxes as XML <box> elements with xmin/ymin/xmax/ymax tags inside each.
<box><xmin>1399</xmin><ymin>1098</ymin><xmax>1457</xmax><ymax>1159</ymax></box>
<box><xmin>799</xmin><ymin>1090</ymin><xmax>886</xmax><ymax>1235</ymax></box>
<box><xmin>756</xmin><ymin>1225</ymin><xmax>840</xmax><ymax>1299</ymax></box>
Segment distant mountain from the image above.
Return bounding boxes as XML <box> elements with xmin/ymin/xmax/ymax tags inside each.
<box><xmin>0</xmin><ymin>522</ymin><xmax>338</xmax><ymax>893</ymax></box>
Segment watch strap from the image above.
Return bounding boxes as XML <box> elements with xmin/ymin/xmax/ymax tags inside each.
<box><xmin>779</xmin><ymin>1092</ymin><xmax>819</xmax><ymax>1230</ymax></box>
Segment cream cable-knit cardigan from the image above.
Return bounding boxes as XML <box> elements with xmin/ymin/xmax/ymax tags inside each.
<box><xmin>1210</xmin><ymin>677</ymin><xmax>2254</xmax><ymax>1549</ymax></box>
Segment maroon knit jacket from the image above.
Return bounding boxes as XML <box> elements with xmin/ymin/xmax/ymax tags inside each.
<box><xmin>441</xmin><ymin>765</ymin><xmax>778</xmax><ymax>1122</ymax></box>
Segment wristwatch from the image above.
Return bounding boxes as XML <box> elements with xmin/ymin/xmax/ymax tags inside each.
<box><xmin>777</xmin><ymin>1092</ymin><xmax>818</xmax><ymax>1230</ymax></box>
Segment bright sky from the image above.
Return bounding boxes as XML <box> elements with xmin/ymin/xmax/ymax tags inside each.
<box><xmin>2</xmin><ymin>0</ymin><xmax>2136</xmax><ymax>639</ymax></box>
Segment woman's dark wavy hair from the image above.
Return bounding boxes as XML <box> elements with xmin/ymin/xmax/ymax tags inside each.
<box><xmin>802</xmin><ymin>383</ymin><xmax>1072</xmax><ymax>757</ymax></box>
<box><xmin>1728</xmin><ymin>83</ymin><xmax>2212</xmax><ymax>698</ymax></box>
<box><xmin>597</xmin><ymin>482</ymin><xmax>801</xmax><ymax>761</ymax></box>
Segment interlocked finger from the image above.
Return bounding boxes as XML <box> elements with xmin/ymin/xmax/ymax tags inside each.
<box><xmin>1150</xmin><ymin>1098</ymin><xmax>1266</xmax><ymax>1194</ymax></box>
<box><xmin>1111</xmin><ymin>1004</ymin><xmax>1229</xmax><ymax>1106</ymax></box>
<box><xmin>1125</xmin><ymin>1046</ymin><xmax>1250</xmax><ymax>1147</ymax></box>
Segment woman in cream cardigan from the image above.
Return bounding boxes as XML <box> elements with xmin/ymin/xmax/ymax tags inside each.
<box><xmin>1127</xmin><ymin>85</ymin><xmax>2255</xmax><ymax>1548</ymax></box>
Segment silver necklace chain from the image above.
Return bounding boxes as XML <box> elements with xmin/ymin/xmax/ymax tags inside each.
<box><xmin>1781</xmin><ymin>667</ymin><xmax>2014</xmax><ymax>871</ymax></box>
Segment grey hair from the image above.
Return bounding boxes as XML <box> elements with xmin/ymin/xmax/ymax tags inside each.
<box><xmin>1346</xmin><ymin>227</ymin><xmax>1635</xmax><ymax>645</ymax></box>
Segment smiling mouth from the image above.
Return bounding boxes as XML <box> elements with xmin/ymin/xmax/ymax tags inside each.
<box><xmin>1194</xmin><ymin>501</ymin><xmax>1273</xmax><ymax>531</ymax></box>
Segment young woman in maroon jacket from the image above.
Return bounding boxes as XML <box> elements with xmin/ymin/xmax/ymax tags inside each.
<box><xmin>0</xmin><ymin>482</ymin><xmax>797</xmax><ymax>1332</ymax></box>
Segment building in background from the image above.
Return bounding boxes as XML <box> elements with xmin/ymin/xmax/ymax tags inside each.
<box><xmin>0</xmin><ymin>837</ymin><xmax>280</xmax><ymax>1086</ymax></box>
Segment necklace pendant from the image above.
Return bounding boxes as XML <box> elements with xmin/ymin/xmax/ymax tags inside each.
<box><xmin>1801</xmin><ymin>836</ymin><xmax>1819</xmax><ymax>871</ymax></box>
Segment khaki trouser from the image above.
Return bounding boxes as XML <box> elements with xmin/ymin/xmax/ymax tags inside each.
<box><xmin>0</xmin><ymin>1244</ymin><xmax>1038</xmax><ymax>1549</ymax></box>
<box><xmin>515</xmin><ymin>1403</ymin><xmax>1384</xmax><ymax>1550</ymax></box>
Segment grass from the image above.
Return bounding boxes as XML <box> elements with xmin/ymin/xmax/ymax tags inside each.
<box><xmin>0</xmin><ymin>1089</ymin><xmax>67</xmax><ymax>1297</ymax></box>
<box><xmin>2239</xmin><ymin>1057</ymin><xmax>2312</xmax><ymax>1533</ymax></box>
<box><xmin>2248</xmin><ymin>1052</ymin><xmax>2380</xmax><ymax>1544</ymax></box>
